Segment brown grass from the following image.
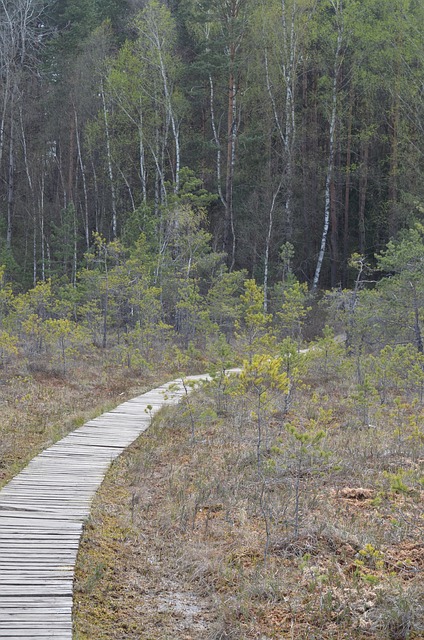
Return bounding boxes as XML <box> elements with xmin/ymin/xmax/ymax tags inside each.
<box><xmin>0</xmin><ymin>353</ymin><xmax>167</xmax><ymax>489</ymax></box>
<box><xmin>73</xmin><ymin>366</ymin><xmax>424</xmax><ymax>639</ymax></box>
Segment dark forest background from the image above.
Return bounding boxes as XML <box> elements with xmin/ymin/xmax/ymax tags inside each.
<box><xmin>1</xmin><ymin>0</ymin><xmax>423</xmax><ymax>292</ymax></box>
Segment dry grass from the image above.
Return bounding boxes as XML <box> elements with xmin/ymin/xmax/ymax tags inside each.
<box><xmin>73</xmin><ymin>363</ymin><xmax>424</xmax><ymax>639</ymax></box>
<box><xmin>0</xmin><ymin>353</ymin><xmax>168</xmax><ymax>489</ymax></box>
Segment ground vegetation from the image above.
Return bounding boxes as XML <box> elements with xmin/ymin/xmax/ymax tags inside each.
<box><xmin>73</xmin><ymin>317</ymin><xmax>424</xmax><ymax>639</ymax></box>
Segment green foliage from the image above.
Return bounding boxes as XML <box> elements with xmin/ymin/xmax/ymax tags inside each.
<box><xmin>307</xmin><ymin>325</ymin><xmax>346</xmax><ymax>381</ymax></box>
<box><xmin>95</xmin><ymin>0</ymin><xmax>130</xmax><ymax>31</ymax></box>
<box><xmin>272</xmin><ymin>404</ymin><xmax>331</xmax><ymax>538</ymax></box>
<box><xmin>0</xmin><ymin>266</ymin><xmax>15</xmax><ymax>331</ymax></box>
<box><xmin>279</xmin><ymin>337</ymin><xmax>305</xmax><ymax>377</ymax></box>
<box><xmin>368</xmin><ymin>345</ymin><xmax>424</xmax><ymax>404</ymax></box>
<box><xmin>170</xmin><ymin>167</ymin><xmax>218</xmax><ymax>211</ymax></box>
<box><xmin>121</xmin><ymin>206</ymin><xmax>157</xmax><ymax>249</ymax></box>
<box><xmin>0</xmin><ymin>330</ymin><xmax>18</xmax><ymax>368</ymax></box>
<box><xmin>45</xmin><ymin>0</ymin><xmax>101</xmax><ymax>59</ymax></box>
<box><xmin>205</xmin><ymin>336</ymin><xmax>235</xmax><ymax>413</ymax></box>
<box><xmin>279</xmin><ymin>242</ymin><xmax>296</xmax><ymax>283</ymax></box>
<box><xmin>276</xmin><ymin>280</ymin><xmax>311</xmax><ymax>344</ymax></box>
<box><xmin>383</xmin><ymin>470</ymin><xmax>412</xmax><ymax>495</ymax></box>
<box><xmin>237</xmin><ymin>354</ymin><xmax>290</xmax><ymax>473</ymax></box>
<box><xmin>239</xmin><ymin>354</ymin><xmax>290</xmax><ymax>396</ymax></box>
<box><xmin>1</xmin><ymin>0</ymin><xmax>424</xmax><ymax>290</ymax></box>
<box><xmin>350</xmin><ymin>375</ymin><xmax>379</xmax><ymax>426</ymax></box>
<box><xmin>236</xmin><ymin>280</ymin><xmax>274</xmax><ymax>361</ymax></box>
<box><xmin>44</xmin><ymin>318</ymin><xmax>89</xmax><ymax>375</ymax></box>
<box><xmin>334</xmin><ymin>225</ymin><xmax>424</xmax><ymax>356</ymax></box>
<box><xmin>374</xmin><ymin>225</ymin><xmax>424</xmax><ymax>352</ymax></box>
<box><xmin>50</xmin><ymin>204</ymin><xmax>77</xmax><ymax>281</ymax></box>
<box><xmin>206</xmin><ymin>270</ymin><xmax>246</xmax><ymax>335</ymax></box>
<box><xmin>354</xmin><ymin>543</ymin><xmax>385</xmax><ymax>581</ymax></box>
<box><xmin>0</xmin><ymin>245</ymin><xmax>19</xmax><ymax>281</ymax></box>
<box><xmin>14</xmin><ymin>281</ymin><xmax>55</xmax><ymax>325</ymax></box>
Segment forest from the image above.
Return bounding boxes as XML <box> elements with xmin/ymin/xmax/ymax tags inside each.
<box><xmin>0</xmin><ymin>0</ymin><xmax>423</xmax><ymax>393</ymax></box>
<box><xmin>0</xmin><ymin>1</ymin><xmax>423</xmax><ymax>638</ymax></box>
<box><xmin>0</xmin><ymin>0</ymin><xmax>423</xmax><ymax>292</ymax></box>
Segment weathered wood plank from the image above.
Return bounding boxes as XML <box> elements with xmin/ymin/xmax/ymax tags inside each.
<box><xmin>0</xmin><ymin>374</ymin><xmax>215</xmax><ymax>637</ymax></box>
<box><xmin>0</xmin><ymin>631</ymin><xmax>71</xmax><ymax>638</ymax></box>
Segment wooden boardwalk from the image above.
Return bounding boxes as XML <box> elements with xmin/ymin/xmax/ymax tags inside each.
<box><xmin>0</xmin><ymin>374</ymin><xmax>211</xmax><ymax>639</ymax></box>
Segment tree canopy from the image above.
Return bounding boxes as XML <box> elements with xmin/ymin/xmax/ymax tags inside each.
<box><xmin>0</xmin><ymin>0</ymin><xmax>422</xmax><ymax>293</ymax></box>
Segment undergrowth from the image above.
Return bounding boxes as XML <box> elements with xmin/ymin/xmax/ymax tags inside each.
<box><xmin>73</xmin><ymin>346</ymin><xmax>424</xmax><ymax>639</ymax></box>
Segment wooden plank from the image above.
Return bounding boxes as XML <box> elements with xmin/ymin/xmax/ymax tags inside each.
<box><xmin>0</xmin><ymin>632</ymin><xmax>71</xmax><ymax>638</ymax></box>
<box><xmin>0</xmin><ymin>373</ymin><xmax>217</xmax><ymax>637</ymax></box>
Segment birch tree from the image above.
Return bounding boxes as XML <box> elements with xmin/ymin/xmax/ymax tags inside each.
<box><xmin>0</xmin><ymin>0</ymin><xmax>47</xmax><ymax>250</ymax></box>
<box><xmin>312</xmin><ymin>0</ymin><xmax>344</xmax><ymax>292</ymax></box>
<box><xmin>134</xmin><ymin>1</ymin><xmax>183</xmax><ymax>195</ymax></box>
<box><xmin>259</xmin><ymin>0</ymin><xmax>315</xmax><ymax>240</ymax></box>
<box><xmin>250</xmin><ymin>0</ymin><xmax>315</xmax><ymax>304</ymax></box>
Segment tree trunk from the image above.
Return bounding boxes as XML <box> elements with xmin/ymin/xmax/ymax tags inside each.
<box><xmin>312</xmin><ymin>74</ymin><xmax>337</xmax><ymax>291</ymax></box>
<box><xmin>90</xmin><ymin>157</ymin><xmax>100</xmax><ymax>234</ymax></box>
<box><xmin>33</xmin><ymin>213</ymin><xmax>37</xmax><ymax>286</ymax></box>
<box><xmin>330</xmin><ymin>169</ymin><xmax>338</xmax><ymax>287</ymax></box>
<box><xmin>209</xmin><ymin>75</ymin><xmax>226</xmax><ymax>211</ymax></box>
<box><xmin>358</xmin><ymin>138</ymin><xmax>369</xmax><ymax>254</ymax></box>
<box><xmin>72</xmin><ymin>205</ymin><xmax>77</xmax><ymax>286</ymax></box>
<box><xmin>20</xmin><ymin>103</ymin><xmax>38</xmax><ymax>282</ymax></box>
<box><xmin>6</xmin><ymin>108</ymin><xmax>15</xmax><ymax>250</ymax></box>
<box><xmin>225</xmin><ymin>61</ymin><xmax>237</xmax><ymax>270</ymax></box>
<box><xmin>67</xmin><ymin>114</ymin><xmax>75</xmax><ymax>205</ymax></box>
<box><xmin>40</xmin><ymin>172</ymin><xmax>45</xmax><ymax>281</ymax></box>
<box><xmin>157</xmin><ymin>46</ymin><xmax>180</xmax><ymax>193</ymax></box>
<box><xmin>410</xmin><ymin>281</ymin><xmax>423</xmax><ymax>354</ymax></box>
<box><xmin>101</xmin><ymin>80</ymin><xmax>118</xmax><ymax>238</ymax></box>
<box><xmin>312</xmin><ymin>3</ymin><xmax>343</xmax><ymax>292</ymax></box>
<box><xmin>388</xmin><ymin>91</ymin><xmax>400</xmax><ymax>237</ymax></box>
<box><xmin>282</xmin><ymin>0</ymin><xmax>297</xmax><ymax>240</ymax></box>
<box><xmin>0</xmin><ymin>74</ymin><xmax>10</xmax><ymax>171</ymax></box>
<box><xmin>301</xmin><ymin>62</ymin><xmax>311</xmax><ymax>267</ymax></box>
<box><xmin>263</xmin><ymin>0</ymin><xmax>297</xmax><ymax>241</ymax></box>
<box><xmin>102</xmin><ymin>249</ymin><xmax>108</xmax><ymax>350</ymax></box>
<box><xmin>343</xmin><ymin>83</ymin><xmax>353</xmax><ymax>286</ymax></box>
<box><xmin>74</xmin><ymin>107</ymin><xmax>90</xmax><ymax>249</ymax></box>
<box><xmin>264</xmin><ymin>181</ymin><xmax>283</xmax><ymax>312</ymax></box>
<box><xmin>139</xmin><ymin>113</ymin><xmax>147</xmax><ymax>203</ymax></box>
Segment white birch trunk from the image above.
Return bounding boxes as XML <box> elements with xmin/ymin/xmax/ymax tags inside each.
<box><xmin>40</xmin><ymin>172</ymin><xmax>45</xmax><ymax>281</ymax></box>
<box><xmin>156</xmin><ymin>39</ymin><xmax>180</xmax><ymax>192</ymax></box>
<box><xmin>263</xmin><ymin>3</ymin><xmax>297</xmax><ymax>240</ymax></box>
<box><xmin>209</xmin><ymin>75</ymin><xmax>226</xmax><ymax>210</ymax></box>
<box><xmin>72</xmin><ymin>204</ymin><xmax>77</xmax><ymax>286</ymax></box>
<box><xmin>74</xmin><ymin>107</ymin><xmax>90</xmax><ymax>249</ymax></box>
<box><xmin>228</xmin><ymin>75</ymin><xmax>237</xmax><ymax>271</ymax></box>
<box><xmin>264</xmin><ymin>180</ymin><xmax>283</xmax><ymax>312</ymax></box>
<box><xmin>6</xmin><ymin>99</ymin><xmax>14</xmax><ymax>249</ymax></box>
<box><xmin>33</xmin><ymin>213</ymin><xmax>37</xmax><ymax>286</ymax></box>
<box><xmin>312</xmin><ymin>1</ymin><xmax>343</xmax><ymax>291</ymax></box>
<box><xmin>101</xmin><ymin>80</ymin><xmax>118</xmax><ymax>238</ymax></box>
<box><xmin>20</xmin><ymin>105</ymin><xmax>32</xmax><ymax>190</ymax></box>
<box><xmin>90</xmin><ymin>156</ymin><xmax>100</xmax><ymax>233</ymax></box>
<box><xmin>0</xmin><ymin>73</ymin><xmax>10</xmax><ymax>171</ymax></box>
<box><xmin>119</xmin><ymin>167</ymin><xmax>136</xmax><ymax>212</ymax></box>
<box><xmin>139</xmin><ymin>111</ymin><xmax>147</xmax><ymax>203</ymax></box>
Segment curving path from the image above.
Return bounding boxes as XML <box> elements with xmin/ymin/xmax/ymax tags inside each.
<box><xmin>0</xmin><ymin>374</ymin><xmax>214</xmax><ymax>639</ymax></box>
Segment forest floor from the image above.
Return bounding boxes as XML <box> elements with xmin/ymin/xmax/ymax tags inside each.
<box><xmin>72</xmin><ymin>364</ymin><xmax>424</xmax><ymax>639</ymax></box>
